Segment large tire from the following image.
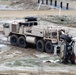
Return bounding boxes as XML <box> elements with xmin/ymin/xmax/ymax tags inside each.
<box><xmin>62</xmin><ymin>43</ymin><xmax>68</xmax><ymax>64</ymax></box>
<box><xmin>18</xmin><ymin>36</ymin><xmax>27</xmax><ymax>48</ymax></box>
<box><xmin>70</xmin><ymin>53</ymin><xmax>75</xmax><ymax>64</ymax></box>
<box><xmin>36</xmin><ymin>40</ymin><xmax>44</xmax><ymax>52</ymax></box>
<box><xmin>10</xmin><ymin>35</ymin><xmax>18</xmax><ymax>46</ymax></box>
<box><xmin>45</xmin><ymin>41</ymin><xmax>53</xmax><ymax>53</ymax></box>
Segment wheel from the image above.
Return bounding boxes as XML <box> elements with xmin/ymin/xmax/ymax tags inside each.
<box><xmin>10</xmin><ymin>35</ymin><xmax>18</xmax><ymax>46</ymax></box>
<box><xmin>36</xmin><ymin>40</ymin><xmax>44</xmax><ymax>52</ymax></box>
<box><xmin>71</xmin><ymin>53</ymin><xmax>75</xmax><ymax>64</ymax></box>
<box><xmin>18</xmin><ymin>36</ymin><xmax>27</xmax><ymax>48</ymax></box>
<box><xmin>45</xmin><ymin>41</ymin><xmax>53</xmax><ymax>53</ymax></box>
<box><xmin>61</xmin><ymin>42</ymin><xmax>68</xmax><ymax>64</ymax></box>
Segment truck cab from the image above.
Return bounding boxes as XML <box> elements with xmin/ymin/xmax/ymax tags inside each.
<box><xmin>3</xmin><ymin>17</ymin><xmax>38</xmax><ymax>36</ymax></box>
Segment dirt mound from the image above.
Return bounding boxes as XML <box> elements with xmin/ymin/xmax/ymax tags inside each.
<box><xmin>11</xmin><ymin>0</ymin><xmax>36</xmax><ymax>5</ymax></box>
<box><xmin>11</xmin><ymin>0</ymin><xmax>51</xmax><ymax>10</ymax></box>
<box><xmin>11</xmin><ymin>0</ymin><xmax>37</xmax><ymax>10</ymax></box>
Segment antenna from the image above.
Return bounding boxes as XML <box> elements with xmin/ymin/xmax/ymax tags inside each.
<box><xmin>37</xmin><ymin>1</ymin><xmax>42</xmax><ymax>10</ymax></box>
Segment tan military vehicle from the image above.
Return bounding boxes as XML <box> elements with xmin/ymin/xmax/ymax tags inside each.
<box><xmin>3</xmin><ymin>17</ymin><xmax>68</xmax><ymax>53</ymax></box>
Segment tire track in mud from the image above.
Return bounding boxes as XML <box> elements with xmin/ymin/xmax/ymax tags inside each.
<box><xmin>0</xmin><ymin>46</ymin><xmax>23</xmax><ymax>64</ymax></box>
<box><xmin>0</xmin><ymin>44</ymin><xmax>37</xmax><ymax>64</ymax></box>
<box><xmin>0</xmin><ymin>33</ymin><xmax>37</xmax><ymax>64</ymax></box>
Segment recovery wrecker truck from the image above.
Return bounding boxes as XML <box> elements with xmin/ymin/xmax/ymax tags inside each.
<box><xmin>3</xmin><ymin>17</ymin><xmax>76</xmax><ymax>64</ymax></box>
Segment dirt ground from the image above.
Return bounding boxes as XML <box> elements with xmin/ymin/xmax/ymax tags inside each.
<box><xmin>0</xmin><ymin>1</ymin><xmax>11</xmax><ymax>5</ymax></box>
<box><xmin>0</xmin><ymin>1</ymin><xmax>76</xmax><ymax>74</ymax></box>
<box><xmin>0</xmin><ymin>36</ymin><xmax>76</xmax><ymax>75</ymax></box>
<box><xmin>0</xmin><ymin>13</ymin><xmax>76</xmax><ymax>75</ymax></box>
<box><xmin>0</xmin><ymin>10</ymin><xmax>76</xmax><ymax>18</ymax></box>
<box><xmin>0</xmin><ymin>1</ymin><xmax>76</xmax><ymax>75</ymax></box>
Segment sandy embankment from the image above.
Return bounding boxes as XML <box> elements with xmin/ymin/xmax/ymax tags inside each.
<box><xmin>0</xmin><ymin>10</ymin><xmax>76</xmax><ymax>18</ymax></box>
<box><xmin>0</xmin><ymin>10</ymin><xmax>76</xmax><ymax>32</ymax></box>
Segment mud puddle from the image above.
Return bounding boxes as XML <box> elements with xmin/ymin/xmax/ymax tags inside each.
<box><xmin>0</xmin><ymin>44</ymin><xmax>11</xmax><ymax>54</ymax></box>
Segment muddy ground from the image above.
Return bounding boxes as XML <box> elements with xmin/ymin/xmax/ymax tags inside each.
<box><xmin>0</xmin><ymin>33</ymin><xmax>76</xmax><ymax>75</ymax></box>
<box><xmin>0</xmin><ymin>15</ymin><xmax>76</xmax><ymax>75</ymax></box>
<box><xmin>0</xmin><ymin>0</ymin><xmax>76</xmax><ymax>74</ymax></box>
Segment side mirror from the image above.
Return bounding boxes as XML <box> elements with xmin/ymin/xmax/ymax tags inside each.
<box><xmin>3</xmin><ymin>23</ymin><xmax>9</xmax><ymax>28</ymax></box>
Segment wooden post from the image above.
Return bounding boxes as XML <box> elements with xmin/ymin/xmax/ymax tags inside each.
<box><xmin>38</xmin><ymin>0</ymin><xmax>40</xmax><ymax>3</ymax></box>
<box><xmin>50</xmin><ymin>0</ymin><xmax>52</xmax><ymax>5</ymax></box>
<box><xmin>55</xmin><ymin>0</ymin><xmax>57</xmax><ymax>7</ymax></box>
<box><xmin>66</xmin><ymin>3</ymin><xmax>69</xmax><ymax>10</ymax></box>
<box><xmin>42</xmin><ymin>0</ymin><xmax>44</xmax><ymax>4</ymax></box>
<box><xmin>60</xmin><ymin>2</ymin><xmax>63</xmax><ymax>8</ymax></box>
<box><xmin>46</xmin><ymin>0</ymin><xmax>48</xmax><ymax>5</ymax></box>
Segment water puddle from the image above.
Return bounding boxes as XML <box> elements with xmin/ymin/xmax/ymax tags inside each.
<box><xmin>0</xmin><ymin>44</ymin><xmax>11</xmax><ymax>54</ymax></box>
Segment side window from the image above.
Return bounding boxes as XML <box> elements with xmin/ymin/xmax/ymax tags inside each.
<box><xmin>52</xmin><ymin>32</ymin><xmax>57</xmax><ymax>38</ymax></box>
<box><xmin>3</xmin><ymin>23</ymin><xmax>9</xmax><ymax>28</ymax></box>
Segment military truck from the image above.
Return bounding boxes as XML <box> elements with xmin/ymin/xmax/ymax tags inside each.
<box><xmin>3</xmin><ymin>17</ymin><xmax>69</xmax><ymax>53</ymax></box>
<box><xmin>3</xmin><ymin>17</ymin><xmax>76</xmax><ymax>64</ymax></box>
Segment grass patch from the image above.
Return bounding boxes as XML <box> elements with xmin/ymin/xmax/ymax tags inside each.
<box><xmin>42</xmin><ymin>15</ymin><xmax>76</xmax><ymax>25</ymax></box>
<box><xmin>13</xmin><ymin>60</ymin><xmax>22</xmax><ymax>66</ymax></box>
<box><xmin>5</xmin><ymin>58</ymin><xmax>38</xmax><ymax>67</ymax></box>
